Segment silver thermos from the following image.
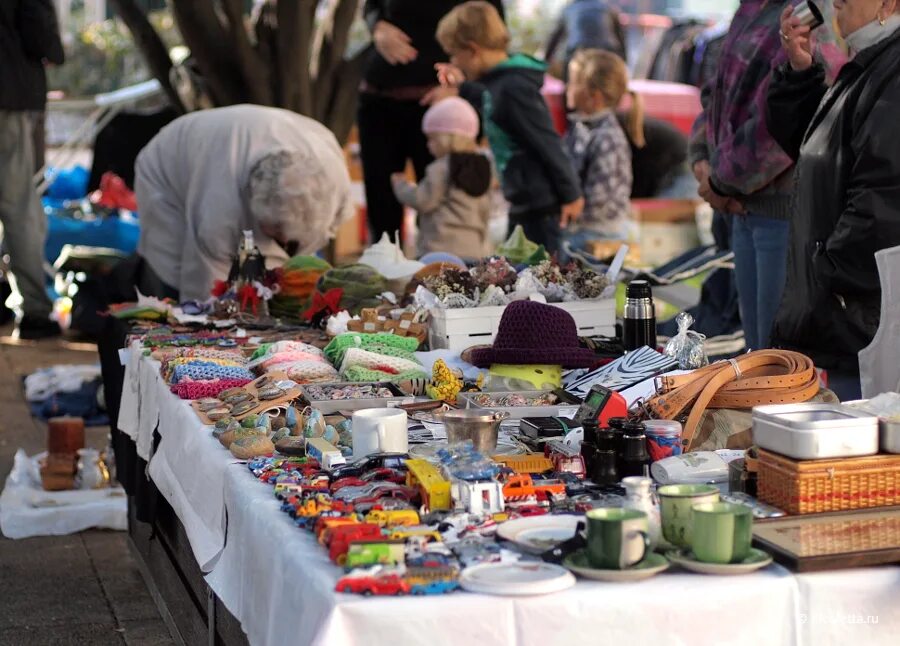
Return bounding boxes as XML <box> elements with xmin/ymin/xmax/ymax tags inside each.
<box><xmin>623</xmin><ymin>279</ymin><xmax>656</xmax><ymax>351</ymax></box>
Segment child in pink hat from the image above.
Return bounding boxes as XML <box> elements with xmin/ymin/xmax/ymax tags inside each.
<box><xmin>392</xmin><ymin>97</ymin><xmax>492</xmax><ymax>260</ymax></box>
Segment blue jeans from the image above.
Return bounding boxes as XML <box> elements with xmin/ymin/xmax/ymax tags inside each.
<box><xmin>731</xmin><ymin>214</ymin><xmax>790</xmax><ymax>351</ymax></box>
<box><xmin>508</xmin><ymin>213</ymin><xmax>561</xmax><ymax>255</ymax></box>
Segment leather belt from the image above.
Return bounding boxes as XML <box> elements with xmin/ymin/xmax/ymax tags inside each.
<box><xmin>645</xmin><ymin>350</ymin><xmax>820</xmax><ymax>452</ymax></box>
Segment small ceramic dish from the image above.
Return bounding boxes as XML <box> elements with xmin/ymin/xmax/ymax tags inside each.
<box><xmin>563</xmin><ymin>550</ymin><xmax>669</xmax><ymax>582</ymax></box>
<box><xmin>666</xmin><ymin>548</ymin><xmax>773</xmax><ymax>575</ymax></box>
<box><xmin>198</xmin><ymin>398</ymin><xmax>226</xmax><ymax>412</ymax></box>
<box><xmin>230</xmin><ymin>400</ymin><xmax>258</xmax><ymax>416</ymax></box>
<box><xmin>218</xmin><ymin>387</ymin><xmax>248</xmax><ymax>401</ymax></box>
<box><xmin>207</xmin><ymin>407</ymin><xmax>232</xmax><ymax>421</ymax></box>
<box><xmin>258</xmin><ymin>386</ymin><xmax>286</xmax><ymax>401</ymax></box>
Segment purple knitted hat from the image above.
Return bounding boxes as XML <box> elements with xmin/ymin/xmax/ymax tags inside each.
<box><xmin>469</xmin><ymin>301</ymin><xmax>598</xmax><ymax>368</ymax></box>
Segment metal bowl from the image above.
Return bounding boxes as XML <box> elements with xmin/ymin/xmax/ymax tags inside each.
<box><xmin>441</xmin><ymin>409</ymin><xmax>509</xmax><ymax>454</ymax></box>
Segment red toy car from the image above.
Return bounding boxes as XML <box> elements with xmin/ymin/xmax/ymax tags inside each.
<box><xmin>361</xmin><ymin>467</ymin><xmax>407</xmax><ymax>485</ymax></box>
<box><xmin>351</xmin><ymin>486</ymin><xmax>417</xmax><ymax>507</ymax></box>
<box><xmin>335</xmin><ymin>573</ymin><xmax>410</xmax><ymax>596</ymax></box>
<box><xmin>330</xmin><ymin>477</ymin><xmax>367</xmax><ymax>493</ymax></box>
<box><xmin>511</xmin><ymin>505</ymin><xmax>549</xmax><ymax>518</ymax></box>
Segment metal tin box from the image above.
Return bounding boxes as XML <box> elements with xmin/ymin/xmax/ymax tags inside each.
<box><xmin>752</xmin><ymin>403</ymin><xmax>879</xmax><ymax>460</ymax></box>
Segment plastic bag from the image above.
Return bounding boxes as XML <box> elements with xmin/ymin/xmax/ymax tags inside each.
<box><xmin>664</xmin><ymin>312</ymin><xmax>708</xmax><ymax>370</ymax></box>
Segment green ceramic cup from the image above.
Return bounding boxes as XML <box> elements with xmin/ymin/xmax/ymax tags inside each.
<box><xmin>691</xmin><ymin>502</ymin><xmax>753</xmax><ymax>564</ymax></box>
<box><xmin>658</xmin><ymin>484</ymin><xmax>720</xmax><ymax>548</ymax></box>
<box><xmin>585</xmin><ymin>508</ymin><xmax>650</xmax><ymax>570</ymax></box>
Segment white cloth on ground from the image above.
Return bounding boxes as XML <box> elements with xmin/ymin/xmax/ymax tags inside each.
<box><xmin>24</xmin><ymin>364</ymin><xmax>102</xmax><ymax>402</ymax></box>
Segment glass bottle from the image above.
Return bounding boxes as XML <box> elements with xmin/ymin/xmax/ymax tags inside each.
<box><xmin>621</xmin><ymin>475</ymin><xmax>661</xmax><ymax>550</ymax></box>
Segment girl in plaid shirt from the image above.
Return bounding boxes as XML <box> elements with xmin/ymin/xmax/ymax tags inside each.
<box><xmin>563</xmin><ymin>50</ymin><xmax>642</xmax><ymax>242</ymax></box>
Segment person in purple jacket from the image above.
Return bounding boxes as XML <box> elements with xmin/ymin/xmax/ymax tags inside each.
<box><xmin>689</xmin><ymin>0</ymin><xmax>845</xmax><ymax>351</ymax></box>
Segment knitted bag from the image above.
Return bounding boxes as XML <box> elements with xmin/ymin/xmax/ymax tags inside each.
<box><xmin>285</xmin><ymin>361</ymin><xmax>339</xmax><ymax>384</ymax></box>
<box><xmin>339</xmin><ymin>347</ymin><xmax>423</xmax><ymax>377</ymax></box>
<box><xmin>170</xmin><ymin>378</ymin><xmax>252</xmax><ymax>400</ymax></box>
<box><xmin>170</xmin><ymin>362</ymin><xmax>255</xmax><ymax>384</ymax></box>
<box><xmin>343</xmin><ymin>365</ymin><xmax>428</xmax><ymax>383</ymax></box>
<box><xmin>251</xmin><ymin>341</ymin><xmax>323</xmax><ymax>362</ymax></box>
<box><xmin>259</xmin><ymin>351</ymin><xmax>326</xmax><ymax>371</ymax></box>
<box><xmin>324</xmin><ymin>333</ymin><xmax>420</xmax><ymax>365</ymax></box>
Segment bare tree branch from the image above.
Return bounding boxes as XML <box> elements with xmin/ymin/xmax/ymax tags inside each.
<box><xmin>108</xmin><ymin>0</ymin><xmax>185</xmax><ymax>112</ymax></box>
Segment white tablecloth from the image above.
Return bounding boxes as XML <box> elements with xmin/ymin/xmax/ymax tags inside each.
<box><xmin>124</xmin><ymin>353</ymin><xmax>900</xmax><ymax>646</ymax></box>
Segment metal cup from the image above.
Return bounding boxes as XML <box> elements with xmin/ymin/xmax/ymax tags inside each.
<box><xmin>792</xmin><ymin>1</ymin><xmax>824</xmax><ymax>30</ymax></box>
<box><xmin>441</xmin><ymin>409</ymin><xmax>509</xmax><ymax>454</ymax></box>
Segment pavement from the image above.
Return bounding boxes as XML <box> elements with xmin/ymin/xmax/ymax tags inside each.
<box><xmin>0</xmin><ymin>325</ymin><xmax>174</xmax><ymax>646</ymax></box>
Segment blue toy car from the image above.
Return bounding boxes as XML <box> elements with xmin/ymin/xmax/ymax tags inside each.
<box><xmin>410</xmin><ymin>580</ymin><xmax>459</xmax><ymax>595</ymax></box>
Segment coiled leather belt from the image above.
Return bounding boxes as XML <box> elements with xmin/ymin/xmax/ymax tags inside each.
<box><xmin>645</xmin><ymin>350</ymin><xmax>820</xmax><ymax>451</ymax></box>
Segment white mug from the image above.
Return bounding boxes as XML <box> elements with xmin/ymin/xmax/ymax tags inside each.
<box><xmin>351</xmin><ymin>408</ymin><xmax>409</xmax><ymax>459</ymax></box>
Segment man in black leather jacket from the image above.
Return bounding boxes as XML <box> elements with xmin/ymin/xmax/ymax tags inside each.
<box><xmin>0</xmin><ymin>0</ymin><xmax>64</xmax><ymax>339</ymax></box>
<box><xmin>766</xmin><ymin>2</ymin><xmax>900</xmax><ymax>398</ymax></box>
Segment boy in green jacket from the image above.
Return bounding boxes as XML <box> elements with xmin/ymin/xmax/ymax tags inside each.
<box><xmin>435</xmin><ymin>1</ymin><xmax>583</xmax><ymax>254</ymax></box>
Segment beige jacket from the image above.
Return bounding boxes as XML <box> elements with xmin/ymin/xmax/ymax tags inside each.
<box><xmin>393</xmin><ymin>153</ymin><xmax>492</xmax><ymax>259</ymax></box>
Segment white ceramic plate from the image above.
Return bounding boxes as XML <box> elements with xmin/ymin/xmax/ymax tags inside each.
<box><xmin>459</xmin><ymin>562</ymin><xmax>577</xmax><ymax>596</ymax></box>
<box><xmin>495</xmin><ymin>515</ymin><xmax>584</xmax><ymax>554</ymax></box>
<box><xmin>666</xmin><ymin>548</ymin><xmax>773</xmax><ymax>575</ymax></box>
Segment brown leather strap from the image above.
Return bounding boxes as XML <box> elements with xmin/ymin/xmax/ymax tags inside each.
<box><xmin>645</xmin><ymin>350</ymin><xmax>820</xmax><ymax>452</ymax></box>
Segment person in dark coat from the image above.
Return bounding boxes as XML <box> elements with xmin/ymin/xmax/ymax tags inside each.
<box><xmin>0</xmin><ymin>0</ymin><xmax>64</xmax><ymax>339</ymax></box>
<box><xmin>767</xmin><ymin>0</ymin><xmax>900</xmax><ymax>399</ymax></box>
<box><xmin>359</xmin><ymin>0</ymin><xmax>504</xmax><ymax>246</ymax></box>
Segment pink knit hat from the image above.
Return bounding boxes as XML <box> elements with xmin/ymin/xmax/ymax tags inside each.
<box><xmin>422</xmin><ymin>97</ymin><xmax>480</xmax><ymax>140</ymax></box>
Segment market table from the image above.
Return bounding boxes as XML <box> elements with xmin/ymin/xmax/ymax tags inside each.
<box><xmin>118</xmin><ymin>347</ymin><xmax>900</xmax><ymax>646</ymax></box>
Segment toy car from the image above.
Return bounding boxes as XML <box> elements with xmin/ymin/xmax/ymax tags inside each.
<box><xmin>352</xmin><ymin>498</ymin><xmax>414</xmax><ymax>515</ymax></box>
<box><xmin>410</xmin><ymin>580</ymin><xmax>459</xmax><ymax>595</ymax></box>
<box><xmin>351</xmin><ymin>487</ymin><xmax>417</xmax><ymax>507</ymax></box>
<box><xmin>335</xmin><ymin>572</ymin><xmax>410</xmax><ymax>596</ymax></box>
<box><xmin>361</xmin><ymin>467</ymin><xmax>407</xmax><ymax>484</ymax></box>
<box><xmin>406</xmin><ymin>553</ymin><xmax>452</xmax><ymax>568</ymax></box>
<box><xmin>511</xmin><ymin>505</ymin><xmax>549</xmax><ymax>518</ymax></box>
<box><xmin>333</xmin><ymin>482</ymin><xmax>417</xmax><ymax>504</ymax></box>
<box><xmin>328</xmin><ymin>524</ymin><xmax>385</xmax><ymax>563</ymax></box>
<box><xmin>330</xmin><ymin>477</ymin><xmax>368</xmax><ymax>493</ymax></box>
<box><xmin>330</xmin><ymin>453</ymin><xmax>410</xmax><ymax>480</ymax></box>
<box><xmin>344</xmin><ymin>540</ymin><xmax>406</xmax><ymax>569</ymax></box>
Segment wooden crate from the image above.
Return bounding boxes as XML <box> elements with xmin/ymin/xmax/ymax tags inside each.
<box><xmin>428</xmin><ymin>299</ymin><xmax>616</xmax><ymax>353</ymax></box>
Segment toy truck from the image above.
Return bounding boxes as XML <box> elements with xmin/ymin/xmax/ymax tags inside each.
<box><xmin>328</xmin><ymin>524</ymin><xmax>385</xmax><ymax>564</ymax></box>
<box><xmin>344</xmin><ymin>539</ymin><xmax>407</xmax><ymax>569</ymax></box>
<box><xmin>405</xmin><ymin>459</ymin><xmax>452</xmax><ymax>510</ymax></box>
<box><xmin>492</xmin><ymin>455</ymin><xmax>553</xmax><ymax>475</ymax></box>
<box><xmin>502</xmin><ymin>474</ymin><xmax>566</xmax><ymax>503</ymax></box>
<box><xmin>305</xmin><ymin>438</ymin><xmax>346</xmax><ymax>471</ymax></box>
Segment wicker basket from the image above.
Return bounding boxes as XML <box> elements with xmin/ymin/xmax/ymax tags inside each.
<box><xmin>758</xmin><ymin>449</ymin><xmax>900</xmax><ymax>515</ymax></box>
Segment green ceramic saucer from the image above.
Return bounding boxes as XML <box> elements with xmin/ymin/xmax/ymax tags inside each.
<box><xmin>666</xmin><ymin>548</ymin><xmax>773</xmax><ymax>575</ymax></box>
<box><xmin>563</xmin><ymin>549</ymin><xmax>670</xmax><ymax>582</ymax></box>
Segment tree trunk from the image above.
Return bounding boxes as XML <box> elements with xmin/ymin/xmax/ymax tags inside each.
<box><xmin>170</xmin><ymin>1</ymin><xmax>245</xmax><ymax>104</ymax></box>
<box><xmin>107</xmin><ymin>0</ymin><xmax>185</xmax><ymax>113</ymax></box>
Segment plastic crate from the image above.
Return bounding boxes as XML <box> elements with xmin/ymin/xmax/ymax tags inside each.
<box><xmin>428</xmin><ymin>299</ymin><xmax>616</xmax><ymax>352</ymax></box>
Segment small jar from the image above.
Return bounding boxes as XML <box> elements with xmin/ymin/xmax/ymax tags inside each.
<box><xmin>642</xmin><ymin>420</ymin><xmax>683</xmax><ymax>462</ymax></box>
